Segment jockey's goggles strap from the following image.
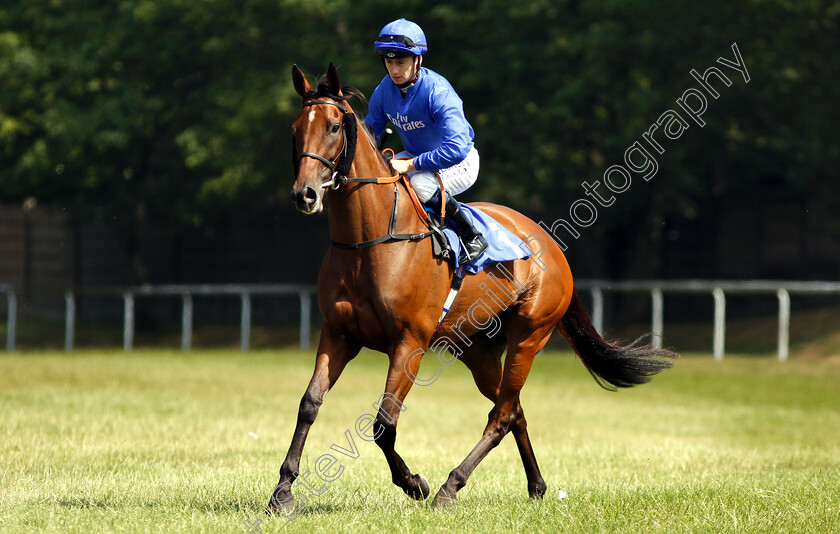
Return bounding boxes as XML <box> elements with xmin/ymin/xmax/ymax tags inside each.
<box><xmin>375</xmin><ymin>34</ymin><xmax>425</xmax><ymax>48</ymax></box>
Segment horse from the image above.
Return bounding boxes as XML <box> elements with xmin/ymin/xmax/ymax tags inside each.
<box><xmin>270</xmin><ymin>63</ymin><xmax>676</xmax><ymax>513</ymax></box>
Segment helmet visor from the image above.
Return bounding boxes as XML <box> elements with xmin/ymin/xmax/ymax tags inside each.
<box><xmin>375</xmin><ymin>34</ymin><xmax>422</xmax><ymax>49</ymax></box>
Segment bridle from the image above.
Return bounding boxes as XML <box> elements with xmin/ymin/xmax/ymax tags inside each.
<box><xmin>295</xmin><ymin>99</ymin><xmax>356</xmax><ymax>188</ymax></box>
<box><xmin>295</xmin><ymin>97</ymin><xmax>406</xmax><ymax>189</ymax></box>
<box><xmin>294</xmin><ymin>97</ymin><xmax>441</xmax><ymax>250</ymax></box>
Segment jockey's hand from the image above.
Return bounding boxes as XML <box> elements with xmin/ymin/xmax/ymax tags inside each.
<box><xmin>390</xmin><ymin>158</ymin><xmax>416</xmax><ymax>175</ymax></box>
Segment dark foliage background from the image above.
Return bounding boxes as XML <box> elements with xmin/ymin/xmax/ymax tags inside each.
<box><xmin>2</xmin><ymin>0</ymin><xmax>838</xmax><ymax>282</ymax></box>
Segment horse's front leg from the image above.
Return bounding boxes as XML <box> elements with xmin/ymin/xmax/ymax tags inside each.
<box><xmin>372</xmin><ymin>338</ymin><xmax>431</xmax><ymax>501</ymax></box>
<box><xmin>267</xmin><ymin>324</ymin><xmax>361</xmax><ymax>515</ymax></box>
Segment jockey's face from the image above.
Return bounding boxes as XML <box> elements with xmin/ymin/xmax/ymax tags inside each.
<box><xmin>385</xmin><ymin>56</ymin><xmax>418</xmax><ymax>85</ymax></box>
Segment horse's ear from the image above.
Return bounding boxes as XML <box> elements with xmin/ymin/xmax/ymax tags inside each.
<box><xmin>327</xmin><ymin>62</ymin><xmax>342</xmax><ymax>96</ymax></box>
<box><xmin>292</xmin><ymin>64</ymin><xmax>311</xmax><ymax>99</ymax></box>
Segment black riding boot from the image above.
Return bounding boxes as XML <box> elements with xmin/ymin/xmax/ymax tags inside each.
<box><xmin>444</xmin><ymin>195</ymin><xmax>488</xmax><ymax>265</ymax></box>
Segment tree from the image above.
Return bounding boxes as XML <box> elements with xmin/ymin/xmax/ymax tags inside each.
<box><xmin>2</xmin><ymin>0</ymin><xmax>838</xmax><ymax>282</ymax></box>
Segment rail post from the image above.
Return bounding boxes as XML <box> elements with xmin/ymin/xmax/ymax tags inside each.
<box><xmin>65</xmin><ymin>291</ymin><xmax>75</xmax><ymax>352</ymax></box>
<box><xmin>777</xmin><ymin>288</ymin><xmax>790</xmax><ymax>362</ymax></box>
<box><xmin>651</xmin><ymin>288</ymin><xmax>663</xmax><ymax>349</ymax></box>
<box><xmin>240</xmin><ymin>292</ymin><xmax>251</xmax><ymax>352</ymax></box>
<box><xmin>181</xmin><ymin>293</ymin><xmax>193</xmax><ymax>351</ymax></box>
<box><xmin>299</xmin><ymin>291</ymin><xmax>311</xmax><ymax>351</ymax></box>
<box><xmin>590</xmin><ymin>287</ymin><xmax>604</xmax><ymax>334</ymax></box>
<box><xmin>6</xmin><ymin>291</ymin><xmax>16</xmax><ymax>352</ymax></box>
<box><xmin>712</xmin><ymin>288</ymin><xmax>725</xmax><ymax>360</ymax></box>
<box><xmin>123</xmin><ymin>292</ymin><xmax>134</xmax><ymax>351</ymax></box>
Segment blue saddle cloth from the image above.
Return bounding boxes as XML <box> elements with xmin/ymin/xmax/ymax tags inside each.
<box><xmin>441</xmin><ymin>204</ymin><xmax>530</xmax><ymax>274</ymax></box>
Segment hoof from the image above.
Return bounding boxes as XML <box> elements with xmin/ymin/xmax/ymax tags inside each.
<box><xmin>529</xmin><ymin>481</ymin><xmax>547</xmax><ymax>500</ymax></box>
<box><xmin>403</xmin><ymin>474</ymin><xmax>431</xmax><ymax>500</ymax></box>
<box><xmin>265</xmin><ymin>501</ymin><xmax>296</xmax><ymax>517</ymax></box>
<box><xmin>265</xmin><ymin>501</ymin><xmax>295</xmax><ymax>517</ymax></box>
<box><xmin>266</xmin><ymin>487</ymin><xmax>297</xmax><ymax>516</ymax></box>
<box><xmin>431</xmin><ymin>487</ymin><xmax>458</xmax><ymax>508</ymax></box>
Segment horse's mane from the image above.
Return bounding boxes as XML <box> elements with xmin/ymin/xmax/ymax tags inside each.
<box><xmin>305</xmin><ymin>80</ymin><xmax>377</xmax><ymax>145</ymax></box>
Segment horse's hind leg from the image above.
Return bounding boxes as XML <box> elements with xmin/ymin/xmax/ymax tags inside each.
<box><xmin>433</xmin><ymin>323</ymin><xmax>554</xmax><ymax>507</ymax></box>
<box><xmin>461</xmin><ymin>337</ymin><xmax>547</xmax><ymax>500</ymax></box>
<box><xmin>267</xmin><ymin>324</ymin><xmax>361</xmax><ymax>515</ymax></box>
<box><xmin>511</xmin><ymin>407</ymin><xmax>547</xmax><ymax>499</ymax></box>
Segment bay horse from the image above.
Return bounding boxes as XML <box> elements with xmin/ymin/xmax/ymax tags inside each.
<box><xmin>270</xmin><ymin>63</ymin><xmax>675</xmax><ymax>513</ymax></box>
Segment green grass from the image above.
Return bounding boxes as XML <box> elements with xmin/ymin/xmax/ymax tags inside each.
<box><xmin>1</xmin><ymin>349</ymin><xmax>839</xmax><ymax>533</ymax></box>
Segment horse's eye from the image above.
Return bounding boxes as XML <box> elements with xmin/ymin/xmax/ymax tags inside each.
<box><xmin>330</xmin><ymin>123</ymin><xmax>341</xmax><ymax>134</ymax></box>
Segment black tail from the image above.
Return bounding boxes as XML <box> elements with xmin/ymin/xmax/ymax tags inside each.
<box><xmin>559</xmin><ymin>291</ymin><xmax>677</xmax><ymax>391</ymax></box>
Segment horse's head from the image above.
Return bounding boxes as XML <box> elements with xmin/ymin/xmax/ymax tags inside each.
<box><xmin>290</xmin><ymin>63</ymin><xmax>358</xmax><ymax>214</ymax></box>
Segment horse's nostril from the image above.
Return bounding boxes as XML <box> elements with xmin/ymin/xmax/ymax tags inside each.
<box><xmin>291</xmin><ymin>186</ymin><xmax>319</xmax><ymax>212</ymax></box>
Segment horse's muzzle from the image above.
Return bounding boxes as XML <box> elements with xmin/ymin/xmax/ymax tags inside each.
<box><xmin>291</xmin><ymin>186</ymin><xmax>321</xmax><ymax>214</ymax></box>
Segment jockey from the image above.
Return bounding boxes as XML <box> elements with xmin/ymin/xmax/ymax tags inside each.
<box><xmin>365</xmin><ymin>18</ymin><xmax>488</xmax><ymax>265</ymax></box>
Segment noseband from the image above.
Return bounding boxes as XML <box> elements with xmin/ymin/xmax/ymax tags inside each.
<box><xmin>295</xmin><ymin>99</ymin><xmax>356</xmax><ymax>184</ymax></box>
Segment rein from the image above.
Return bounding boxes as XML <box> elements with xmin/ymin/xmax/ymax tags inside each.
<box><xmin>298</xmin><ymin>98</ymin><xmax>437</xmax><ymax>250</ymax></box>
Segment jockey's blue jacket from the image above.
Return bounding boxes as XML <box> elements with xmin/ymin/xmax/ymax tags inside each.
<box><xmin>365</xmin><ymin>67</ymin><xmax>475</xmax><ymax>173</ymax></box>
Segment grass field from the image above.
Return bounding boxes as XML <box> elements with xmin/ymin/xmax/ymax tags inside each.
<box><xmin>1</xmin><ymin>348</ymin><xmax>839</xmax><ymax>533</ymax></box>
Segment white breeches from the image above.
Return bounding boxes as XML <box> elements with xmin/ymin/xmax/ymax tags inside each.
<box><xmin>397</xmin><ymin>147</ymin><xmax>480</xmax><ymax>204</ymax></box>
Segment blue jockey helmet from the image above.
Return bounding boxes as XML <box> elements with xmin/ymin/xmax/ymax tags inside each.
<box><xmin>374</xmin><ymin>18</ymin><xmax>427</xmax><ymax>58</ymax></box>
